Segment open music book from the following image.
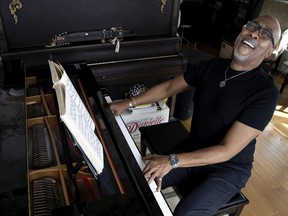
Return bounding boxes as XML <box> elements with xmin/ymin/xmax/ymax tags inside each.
<box><xmin>48</xmin><ymin>60</ymin><xmax>104</xmax><ymax>174</ymax></box>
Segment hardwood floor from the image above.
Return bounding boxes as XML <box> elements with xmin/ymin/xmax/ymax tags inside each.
<box><xmin>241</xmin><ymin>72</ymin><xmax>288</xmax><ymax>216</ymax></box>
<box><xmin>181</xmin><ymin>64</ymin><xmax>288</xmax><ymax>216</ymax></box>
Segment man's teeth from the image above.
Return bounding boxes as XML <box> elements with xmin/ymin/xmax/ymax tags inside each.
<box><xmin>243</xmin><ymin>40</ymin><xmax>255</xmax><ymax>49</ymax></box>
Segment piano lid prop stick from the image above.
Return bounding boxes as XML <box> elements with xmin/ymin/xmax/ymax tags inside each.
<box><xmin>82</xmin><ymin>176</ymin><xmax>97</xmax><ymax>199</ymax></box>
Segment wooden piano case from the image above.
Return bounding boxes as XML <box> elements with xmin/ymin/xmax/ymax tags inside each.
<box><xmin>0</xmin><ymin>1</ymin><xmax>187</xmax><ymax>215</ymax></box>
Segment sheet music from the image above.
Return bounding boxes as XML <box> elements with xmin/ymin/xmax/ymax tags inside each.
<box><xmin>49</xmin><ymin>60</ymin><xmax>94</xmax><ymax>130</ymax></box>
<box><xmin>65</xmin><ymin>87</ymin><xmax>103</xmax><ymax>161</ymax></box>
<box><xmin>49</xmin><ymin>60</ymin><xmax>103</xmax><ymax>174</ymax></box>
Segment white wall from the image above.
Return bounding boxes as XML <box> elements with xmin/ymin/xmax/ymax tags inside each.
<box><xmin>260</xmin><ymin>0</ymin><xmax>288</xmax><ymax>30</ymax></box>
<box><xmin>260</xmin><ymin>0</ymin><xmax>288</xmax><ymax>69</ymax></box>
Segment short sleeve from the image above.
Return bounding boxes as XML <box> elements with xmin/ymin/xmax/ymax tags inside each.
<box><xmin>237</xmin><ymin>84</ymin><xmax>279</xmax><ymax>131</ymax></box>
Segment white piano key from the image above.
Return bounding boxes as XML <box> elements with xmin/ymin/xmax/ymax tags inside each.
<box><xmin>105</xmin><ymin>96</ymin><xmax>173</xmax><ymax>216</ymax></box>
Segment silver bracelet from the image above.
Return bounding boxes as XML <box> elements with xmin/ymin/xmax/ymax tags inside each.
<box><xmin>129</xmin><ymin>102</ymin><xmax>134</xmax><ymax>109</ymax></box>
<box><xmin>131</xmin><ymin>97</ymin><xmax>137</xmax><ymax>107</ymax></box>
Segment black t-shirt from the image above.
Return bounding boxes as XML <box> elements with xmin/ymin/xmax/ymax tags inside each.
<box><xmin>183</xmin><ymin>57</ymin><xmax>279</xmax><ymax>164</ymax></box>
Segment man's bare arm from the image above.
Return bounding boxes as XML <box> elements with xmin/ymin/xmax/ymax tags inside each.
<box><xmin>178</xmin><ymin>121</ymin><xmax>261</xmax><ymax>167</ymax></box>
<box><xmin>109</xmin><ymin>74</ymin><xmax>190</xmax><ymax>115</ymax></box>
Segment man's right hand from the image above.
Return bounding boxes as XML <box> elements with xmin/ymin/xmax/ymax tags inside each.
<box><xmin>109</xmin><ymin>100</ymin><xmax>129</xmax><ymax>116</ymax></box>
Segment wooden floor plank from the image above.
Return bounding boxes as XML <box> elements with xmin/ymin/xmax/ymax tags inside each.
<box><xmin>232</xmin><ymin>93</ymin><xmax>288</xmax><ymax>216</ymax></box>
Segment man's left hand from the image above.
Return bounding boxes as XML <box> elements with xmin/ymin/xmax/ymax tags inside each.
<box><xmin>142</xmin><ymin>154</ymin><xmax>172</xmax><ymax>191</ymax></box>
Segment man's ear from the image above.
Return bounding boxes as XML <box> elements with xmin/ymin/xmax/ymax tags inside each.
<box><xmin>265</xmin><ymin>47</ymin><xmax>275</xmax><ymax>58</ymax></box>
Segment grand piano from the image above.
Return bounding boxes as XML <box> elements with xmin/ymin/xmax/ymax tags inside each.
<box><xmin>0</xmin><ymin>1</ymin><xmax>187</xmax><ymax>215</ymax></box>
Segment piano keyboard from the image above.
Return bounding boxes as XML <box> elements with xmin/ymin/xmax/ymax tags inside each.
<box><xmin>105</xmin><ymin>96</ymin><xmax>173</xmax><ymax>216</ymax></box>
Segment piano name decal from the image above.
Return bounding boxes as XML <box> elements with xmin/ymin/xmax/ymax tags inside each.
<box><xmin>125</xmin><ymin>116</ymin><xmax>166</xmax><ymax>133</ymax></box>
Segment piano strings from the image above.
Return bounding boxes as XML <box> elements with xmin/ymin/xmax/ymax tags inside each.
<box><xmin>26</xmin><ymin>80</ymin><xmax>56</xmax><ymax>117</ymax></box>
<box><xmin>32</xmin><ymin>176</ymin><xmax>64</xmax><ymax>216</ymax></box>
<box><xmin>28</xmin><ymin>124</ymin><xmax>56</xmax><ymax>169</ymax></box>
<box><xmin>27</xmin><ymin>103</ymin><xmax>46</xmax><ymax>119</ymax></box>
<box><xmin>50</xmin><ymin>123</ymin><xmax>83</xmax><ymax>164</ymax></box>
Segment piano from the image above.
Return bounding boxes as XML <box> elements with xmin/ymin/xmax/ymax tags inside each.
<box><xmin>24</xmin><ymin>62</ymin><xmax>178</xmax><ymax>216</ymax></box>
<box><xmin>0</xmin><ymin>1</ymin><xmax>187</xmax><ymax>215</ymax></box>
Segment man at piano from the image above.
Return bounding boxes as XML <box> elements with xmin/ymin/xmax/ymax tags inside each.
<box><xmin>109</xmin><ymin>15</ymin><xmax>281</xmax><ymax>215</ymax></box>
